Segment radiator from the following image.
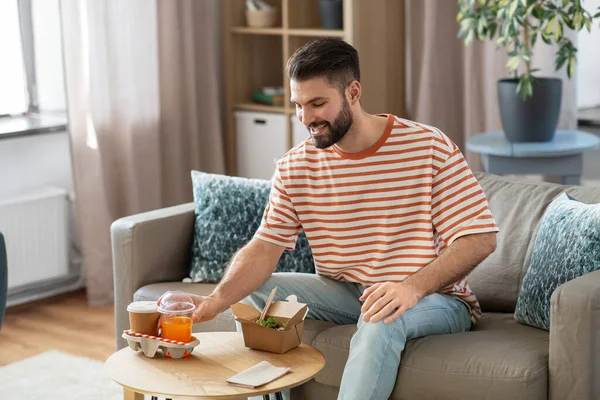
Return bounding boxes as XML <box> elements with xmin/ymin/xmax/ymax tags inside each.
<box><xmin>0</xmin><ymin>187</ymin><xmax>70</xmax><ymax>289</ymax></box>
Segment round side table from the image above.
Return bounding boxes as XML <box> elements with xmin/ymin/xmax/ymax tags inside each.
<box><xmin>105</xmin><ymin>331</ymin><xmax>325</xmax><ymax>400</ymax></box>
<box><xmin>466</xmin><ymin>130</ymin><xmax>600</xmax><ymax>185</ymax></box>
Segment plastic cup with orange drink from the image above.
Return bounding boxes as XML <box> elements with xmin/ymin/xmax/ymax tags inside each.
<box><xmin>157</xmin><ymin>291</ymin><xmax>195</xmax><ymax>344</ymax></box>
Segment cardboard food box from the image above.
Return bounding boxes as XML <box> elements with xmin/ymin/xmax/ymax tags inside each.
<box><xmin>231</xmin><ymin>289</ymin><xmax>308</xmax><ymax>354</ymax></box>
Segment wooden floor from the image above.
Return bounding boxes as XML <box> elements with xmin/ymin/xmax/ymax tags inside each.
<box><xmin>0</xmin><ymin>289</ymin><xmax>116</xmax><ymax>366</ymax></box>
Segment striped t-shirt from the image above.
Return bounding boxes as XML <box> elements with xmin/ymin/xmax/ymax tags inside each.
<box><xmin>255</xmin><ymin>114</ymin><xmax>499</xmax><ymax>323</ymax></box>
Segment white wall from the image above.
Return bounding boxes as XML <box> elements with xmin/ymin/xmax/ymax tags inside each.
<box><xmin>0</xmin><ymin>131</ymin><xmax>82</xmax><ymax>306</ymax></box>
<box><xmin>0</xmin><ymin>131</ymin><xmax>74</xmax><ymax>199</ymax></box>
<box><xmin>577</xmin><ymin>0</ymin><xmax>600</xmax><ymax>109</ymax></box>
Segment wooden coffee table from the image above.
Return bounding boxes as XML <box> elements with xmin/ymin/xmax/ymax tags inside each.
<box><xmin>105</xmin><ymin>332</ymin><xmax>326</xmax><ymax>400</ymax></box>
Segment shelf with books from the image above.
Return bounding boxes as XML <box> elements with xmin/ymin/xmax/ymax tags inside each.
<box><xmin>223</xmin><ymin>0</ymin><xmax>406</xmax><ymax>176</ymax></box>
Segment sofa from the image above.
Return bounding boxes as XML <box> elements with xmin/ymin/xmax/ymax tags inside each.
<box><xmin>111</xmin><ymin>172</ymin><xmax>600</xmax><ymax>400</ymax></box>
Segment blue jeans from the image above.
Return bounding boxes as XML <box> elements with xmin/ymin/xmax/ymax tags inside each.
<box><xmin>240</xmin><ymin>273</ymin><xmax>472</xmax><ymax>400</ymax></box>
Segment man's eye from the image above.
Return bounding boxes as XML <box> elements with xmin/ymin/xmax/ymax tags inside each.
<box><xmin>313</xmin><ymin>103</ymin><xmax>324</xmax><ymax>108</ymax></box>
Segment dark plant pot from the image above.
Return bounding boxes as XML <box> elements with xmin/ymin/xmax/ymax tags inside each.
<box><xmin>318</xmin><ymin>0</ymin><xmax>343</xmax><ymax>30</ymax></box>
<box><xmin>498</xmin><ymin>77</ymin><xmax>562</xmax><ymax>143</ymax></box>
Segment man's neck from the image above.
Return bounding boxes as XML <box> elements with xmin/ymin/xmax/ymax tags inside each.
<box><xmin>334</xmin><ymin>110</ymin><xmax>388</xmax><ymax>154</ymax></box>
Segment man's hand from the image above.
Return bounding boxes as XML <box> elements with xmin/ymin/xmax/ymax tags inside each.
<box><xmin>359</xmin><ymin>282</ymin><xmax>423</xmax><ymax>324</ymax></box>
<box><xmin>156</xmin><ymin>293</ymin><xmax>226</xmax><ymax>329</ymax></box>
<box><xmin>188</xmin><ymin>294</ymin><xmax>225</xmax><ymax>323</ymax></box>
<box><xmin>358</xmin><ymin>233</ymin><xmax>497</xmax><ymax>325</ymax></box>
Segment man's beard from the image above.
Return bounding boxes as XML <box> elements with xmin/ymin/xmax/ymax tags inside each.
<box><xmin>308</xmin><ymin>98</ymin><xmax>353</xmax><ymax>149</ymax></box>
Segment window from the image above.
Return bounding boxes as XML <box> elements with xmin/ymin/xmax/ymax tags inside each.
<box><xmin>0</xmin><ymin>0</ymin><xmax>66</xmax><ymax>117</ymax></box>
<box><xmin>31</xmin><ymin>0</ymin><xmax>67</xmax><ymax>112</ymax></box>
<box><xmin>577</xmin><ymin>7</ymin><xmax>600</xmax><ymax>110</ymax></box>
<box><xmin>0</xmin><ymin>0</ymin><xmax>28</xmax><ymax>116</ymax></box>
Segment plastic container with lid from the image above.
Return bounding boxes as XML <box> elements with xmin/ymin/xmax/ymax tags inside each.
<box><xmin>158</xmin><ymin>291</ymin><xmax>195</xmax><ymax>343</ymax></box>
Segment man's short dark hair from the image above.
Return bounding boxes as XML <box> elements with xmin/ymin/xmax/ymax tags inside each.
<box><xmin>286</xmin><ymin>38</ymin><xmax>360</xmax><ymax>94</ymax></box>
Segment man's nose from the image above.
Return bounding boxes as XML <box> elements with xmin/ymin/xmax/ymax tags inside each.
<box><xmin>301</xmin><ymin>109</ymin><xmax>314</xmax><ymax>126</ymax></box>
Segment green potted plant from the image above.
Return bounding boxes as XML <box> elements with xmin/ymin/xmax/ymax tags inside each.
<box><xmin>457</xmin><ymin>0</ymin><xmax>600</xmax><ymax>142</ymax></box>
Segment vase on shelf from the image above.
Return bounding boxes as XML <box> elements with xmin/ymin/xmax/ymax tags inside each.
<box><xmin>318</xmin><ymin>0</ymin><xmax>343</xmax><ymax>30</ymax></box>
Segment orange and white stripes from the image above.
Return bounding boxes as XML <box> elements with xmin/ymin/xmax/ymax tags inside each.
<box><xmin>255</xmin><ymin>114</ymin><xmax>499</xmax><ymax>324</ymax></box>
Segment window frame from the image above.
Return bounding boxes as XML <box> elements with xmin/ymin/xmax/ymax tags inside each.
<box><xmin>17</xmin><ymin>0</ymin><xmax>39</xmax><ymax>114</ymax></box>
<box><xmin>0</xmin><ymin>0</ymin><xmax>68</xmax><ymax>140</ymax></box>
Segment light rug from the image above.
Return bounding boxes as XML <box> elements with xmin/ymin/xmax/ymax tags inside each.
<box><xmin>0</xmin><ymin>350</ymin><xmax>123</xmax><ymax>400</ymax></box>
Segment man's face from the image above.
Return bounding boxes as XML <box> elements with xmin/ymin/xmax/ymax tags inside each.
<box><xmin>290</xmin><ymin>77</ymin><xmax>353</xmax><ymax>149</ymax></box>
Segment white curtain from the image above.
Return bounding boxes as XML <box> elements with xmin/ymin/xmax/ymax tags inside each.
<box><xmin>60</xmin><ymin>0</ymin><xmax>225</xmax><ymax>305</ymax></box>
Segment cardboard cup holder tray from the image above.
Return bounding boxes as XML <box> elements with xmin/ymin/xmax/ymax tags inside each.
<box><xmin>123</xmin><ymin>330</ymin><xmax>200</xmax><ymax>359</ymax></box>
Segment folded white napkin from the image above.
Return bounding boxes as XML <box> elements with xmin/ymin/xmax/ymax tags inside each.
<box><xmin>226</xmin><ymin>361</ymin><xmax>291</xmax><ymax>388</ymax></box>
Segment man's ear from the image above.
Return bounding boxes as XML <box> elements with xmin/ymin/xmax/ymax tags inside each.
<box><xmin>346</xmin><ymin>81</ymin><xmax>361</xmax><ymax>104</ymax></box>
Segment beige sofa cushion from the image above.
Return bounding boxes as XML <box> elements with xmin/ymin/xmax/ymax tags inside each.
<box><xmin>312</xmin><ymin>313</ymin><xmax>549</xmax><ymax>400</ymax></box>
<box><xmin>470</xmin><ymin>173</ymin><xmax>600</xmax><ymax>313</ymax></box>
<box><xmin>564</xmin><ymin>185</ymin><xmax>600</xmax><ymax>204</ymax></box>
<box><xmin>470</xmin><ymin>174</ymin><xmax>562</xmax><ymax>312</ymax></box>
<box><xmin>137</xmin><ymin>283</ymin><xmax>550</xmax><ymax>399</ymax></box>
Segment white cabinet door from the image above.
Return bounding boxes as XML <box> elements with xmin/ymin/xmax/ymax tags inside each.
<box><xmin>291</xmin><ymin>116</ymin><xmax>310</xmax><ymax>147</ymax></box>
<box><xmin>235</xmin><ymin>111</ymin><xmax>287</xmax><ymax>180</ymax></box>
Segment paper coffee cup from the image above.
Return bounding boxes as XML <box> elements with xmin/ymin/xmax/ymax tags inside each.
<box><xmin>127</xmin><ymin>301</ymin><xmax>160</xmax><ymax>336</ymax></box>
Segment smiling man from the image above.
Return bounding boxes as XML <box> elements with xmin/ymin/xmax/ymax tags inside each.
<box><xmin>181</xmin><ymin>38</ymin><xmax>498</xmax><ymax>400</ymax></box>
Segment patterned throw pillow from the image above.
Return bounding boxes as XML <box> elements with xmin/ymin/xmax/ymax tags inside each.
<box><xmin>188</xmin><ymin>171</ymin><xmax>315</xmax><ymax>282</ymax></box>
<box><xmin>514</xmin><ymin>192</ymin><xmax>600</xmax><ymax>330</ymax></box>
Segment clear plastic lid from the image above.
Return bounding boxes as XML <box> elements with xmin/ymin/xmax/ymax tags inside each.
<box><xmin>157</xmin><ymin>291</ymin><xmax>195</xmax><ymax>316</ymax></box>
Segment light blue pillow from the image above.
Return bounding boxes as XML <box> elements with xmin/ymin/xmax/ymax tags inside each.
<box><xmin>188</xmin><ymin>171</ymin><xmax>315</xmax><ymax>283</ymax></box>
<box><xmin>514</xmin><ymin>192</ymin><xmax>600</xmax><ymax>330</ymax></box>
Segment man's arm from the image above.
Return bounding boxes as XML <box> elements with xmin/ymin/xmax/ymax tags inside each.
<box><xmin>186</xmin><ymin>238</ymin><xmax>285</xmax><ymax>322</ymax></box>
<box><xmin>360</xmin><ymin>232</ymin><xmax>497</xmax><ymax>324</ymax></box>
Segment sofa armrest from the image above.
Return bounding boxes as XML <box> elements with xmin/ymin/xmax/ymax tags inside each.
<box><xmin>549</xmin><ymin>268</ymin><xmax>600</xmax><ymax>400</ymax></box>
<box><xmin>111</xmin><ymin>202</ymin><xmax>195</xmax><ymax>350</ymax></box>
